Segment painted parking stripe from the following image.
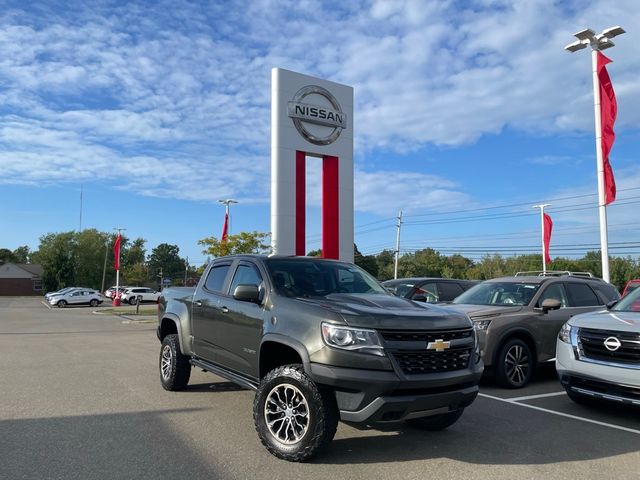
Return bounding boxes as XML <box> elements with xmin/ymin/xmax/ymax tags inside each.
<box><xmin>479</xmin><ymin>393</ymin><xmax>640</xmax><ymax>436</ymax></box>
<box><xmin>41</xmin><ymin>301</ymin><xmax>51</xmax><ymax>309</ymax></box>
<box><xmin>508</xmin><ymin>391</ymin><xmax>567</xmax><ymax>402</ymax></box>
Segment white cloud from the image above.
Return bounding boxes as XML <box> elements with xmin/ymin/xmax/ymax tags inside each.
<box><xmin>0</xmin><ymin>0</ymin><xmax>638</xmax><ymax>213</ymax></box>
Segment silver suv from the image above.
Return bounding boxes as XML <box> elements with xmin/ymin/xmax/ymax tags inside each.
<box><xmin>444</xmin><ymin>272</ymin><xmax>620</xmax><ymax>388</ymax></box>
<box><xmin>556</xmin><ymin>286</ymin><xmax>640</xmax><ymax>406</ymax></box>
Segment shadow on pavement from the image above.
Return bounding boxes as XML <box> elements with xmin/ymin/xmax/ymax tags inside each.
<box><xmin>0</xmin><ymin>408</ymin><xmax>225</xmax><ymax>480</ymax></box>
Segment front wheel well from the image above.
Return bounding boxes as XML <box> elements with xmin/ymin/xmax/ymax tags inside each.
<box><xmin>494</xmin><ymin>331</ymin><xmax>538</xmax><ymax>367</ymax></box>
<box><xmin>259</xmin><ymin>341</ymin><xmax>304</xmax><ymax>379</ymax></box>
<box><xmin>159</xmin><ymin>318</ymin><xmax>178</xmax><ymax>341</ymax></box>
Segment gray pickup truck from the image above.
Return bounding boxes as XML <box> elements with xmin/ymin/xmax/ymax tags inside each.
<box><xmin>157</xmin><ymin>255</ymin><xmax>483</xmax><ymax>461</ymax></box>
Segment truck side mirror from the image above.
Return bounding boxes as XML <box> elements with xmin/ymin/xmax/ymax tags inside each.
<box><xmin>233</xmin><ymin>284</ymin><xmax>261</xmax><ymax>303</ymax></box>
<box><xmin>541</xmin><ymin>298</ymin><xmax>562</xmax><ymax>313</ymax></box>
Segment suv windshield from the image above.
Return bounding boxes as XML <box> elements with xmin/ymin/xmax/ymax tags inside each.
<box><xmin>266</xmin><ymin>259</ymin><xmax>388</xmax><ymax>298</ymax></box>
<box><xmin>613</xmin><ymin>286</ymin><xmax>640</xmax><ymax>312</ymax></box>
<box><xmin>453</xmin><ymin>281</ymin><xmax>540</xmax><ymax>306</ymax></box>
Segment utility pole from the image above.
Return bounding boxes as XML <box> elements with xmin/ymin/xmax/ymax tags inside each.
<box><xmin>184</xmin><ymin>257</ymin><xmax>189</xmax><ymax>285</ymax></box>
<box><xmin>394</xmin><ymin>210</ymin><xmax>403</xmax><ymax>280</ymax></box>
<box><xmin>565</xmin><ymin>25</ymin><xmax>625</xmax><ymax>282</ymax></box>
<box><xmin>158</xmin><ymin>268</ymin><xmax>164</xmax><ymax>291</ymax></box>
<box><xmin>533</xmin><ymin>204</ymin><xmax>551</xmax><ymax>274</ymax></box>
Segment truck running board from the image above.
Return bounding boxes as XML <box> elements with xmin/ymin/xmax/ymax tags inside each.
<box><xmin>190</xmin><ymin>358</ymin><xmax>259</xmax><ymax>391</ymax></box>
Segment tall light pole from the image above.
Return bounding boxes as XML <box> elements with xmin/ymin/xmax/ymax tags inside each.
<box><xmin>533</xmin><ymin>204</ymin><xmax>550</xmax><ymax>274</ymax></box>
<box><xmin>565</xmin><ymin>26</ymin><xmax>625</xmax><ymax>282</ymax></box>
<box><xmin>218</xmin><ymin>199</ymin><xmax>238</xmax><ymax>236</ymax></box>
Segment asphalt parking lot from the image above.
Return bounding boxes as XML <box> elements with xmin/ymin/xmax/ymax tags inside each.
<box><xmin>1</xmin><ymin>297</ymin><xmax>639</xmax><ymax>480</ymax></box>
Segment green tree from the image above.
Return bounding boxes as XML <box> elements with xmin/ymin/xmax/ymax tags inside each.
<box><xmin>12</xmin><ymin>246</ymin><xmax>30</xmax><ymax>263</ymax></box>
<box><xmin>199</xmin><ymin>231</ymin><xmax>271</xmax><ymax>258</ymax></box>
<box><xmin>0</xmin><ymin>248</ymin><xmax>17</xmax><ymax>263</ymax></box>
<box><xmin>147</xmin><ymin>243</ymin><xmax>187</xmax><ymax>287</ymax></box>
<box><xmin>375</xmin><ymin>249</ymin><xmax>396</xmax><ymax>280</ymax></box>
<box><xmin>34</xmin><ymin>232</ymin><xmax>77</xmax><ymax>291</ymax></box>
<box><xmin>75</xmin><ymin>229</ymin><xmax>111</xmax><ymax>289</ymax></box>
<box><xmin>354</xmin><ymin>244</ymin><xmax>378</xmax><ymax>277</ymax></box>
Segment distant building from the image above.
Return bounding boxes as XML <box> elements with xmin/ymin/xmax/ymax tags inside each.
<box><xmin>0</xmin><ymin>263</ymin><xmax>43</xmax><ymax>296</ymax></box>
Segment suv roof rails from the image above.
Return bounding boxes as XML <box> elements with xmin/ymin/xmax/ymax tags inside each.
<box><xmin>514</xmin><ymin>270</ymin><xmax>596</xmax><ymax>278</ymax></box>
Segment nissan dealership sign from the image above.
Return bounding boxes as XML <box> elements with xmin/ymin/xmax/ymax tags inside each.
<box><xmin>287</xmin><ymin>85</ymin><xmax>346</xmax><ymax>145</ymax></box>
<box><xmin>271</xmin><ymin>68</ymin><xmax>354</xmax><ymax>262</ymax></box>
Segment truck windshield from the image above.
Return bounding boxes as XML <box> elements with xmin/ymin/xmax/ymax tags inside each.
<box><xmin>266</xmin><ymin>259</ymin><xmax>388</xmax><ymax>298</ymax></box>
<box><xmin>453</xmin><ymin>282</ymin><xmax>540</xmax><ymax>306</ymax></box>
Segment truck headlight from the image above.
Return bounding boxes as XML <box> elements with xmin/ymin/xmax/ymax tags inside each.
<box><xmin>558</xmin><ymin>323</ymin><xmax>572</xmax><ymax>344</ymax></box>
<box><xmin>321</xmin><ymin>323</ymin><xmax>384</xmax><ymax>356</ymax></box>
<box><xmin>474</xmin><ymin>330</ymin><xmax>482</xmax><ymax>364</ymax></box>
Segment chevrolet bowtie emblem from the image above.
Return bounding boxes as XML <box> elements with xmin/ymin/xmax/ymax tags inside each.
<box><xmin>427</xmin><ymin>339</ymin><xmax>451</xmax><ymax>352</ymax></box>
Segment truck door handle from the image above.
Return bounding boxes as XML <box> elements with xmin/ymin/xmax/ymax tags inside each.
<box><xmin>221</xmin><ymin>306</ymin><xmax>229</xmax><ymax>313</ymax></box>
<box><xmin>194</xmin><ymin>300</ymin><xmax>202</xmax><ymax>307</ymax></box>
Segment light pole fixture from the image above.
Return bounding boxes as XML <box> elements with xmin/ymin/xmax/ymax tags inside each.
<box><xmin>218</xmin><ymin>199</ymin><xmax>238</xmax><ymax>236</ymax></box>
<box><xmin>564</xmin><ymin>25</ymin><xmax>625</xmax><ymax>282</ymax></box>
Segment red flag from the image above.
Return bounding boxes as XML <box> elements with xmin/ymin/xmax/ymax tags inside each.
<box><xmin>113</xmin><ymin>234</ymin><xmax>122</xmax><ymax>271</ymax></box>
<box><xmin>543</xmin><ymin>213</ymin><xmax>553</xmax><ymax>265</ymax></box>
<box><xmin>221</xmin><ymin>212</ymin><xmax>229</xmax><ymax>242</ymax></box>
<box><xmin>598</xmin><ymin>52</ymin><xmax>617</xmax><ymax>205</ymax></box>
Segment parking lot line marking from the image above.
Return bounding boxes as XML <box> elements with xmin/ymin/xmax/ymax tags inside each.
<box><xmin>41</xmin><ymin>301</ymin><xmax>51</xmax><ymax>309</ymax></box>
<box><xmin>479</xmin><ymin>393</ymin><xmax>640</xmax><ymax>436</ymax></box>
<box><xmin>508</xmin><ymin>392</ymin><xmax>567</xmax><ymax>402</ymax></box>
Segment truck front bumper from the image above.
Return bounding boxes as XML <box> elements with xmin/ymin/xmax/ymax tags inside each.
<box><xmin>310</xmin><ymin>361</ymin><xmax>483</xmax><ymax>425</ymax></box>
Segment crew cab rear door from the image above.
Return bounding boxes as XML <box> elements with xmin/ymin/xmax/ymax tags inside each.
<box><xmin>192</xmin><ymin>260</ymin><xmax>233</xmax><ymax>362</ymax></box>
<box><xmin>215</xmin><ymin>260</ymin><xmax>267</xmax><ymax>377</ymax></box>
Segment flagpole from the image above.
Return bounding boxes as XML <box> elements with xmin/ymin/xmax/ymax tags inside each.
<box><xmin>591</xmin><ymin>50</ymin><xmax>610</xmax><ymax>282</ymax></box>
<box><xmin>533</xmin><ymin>204</ymin><xmax>550</xmax><ymax>274</ymax></box>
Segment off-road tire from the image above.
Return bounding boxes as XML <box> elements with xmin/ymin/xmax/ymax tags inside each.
<box><xmin>159</xmin><ymin>334</ymin><xmax>191</xmax><ymax>391</ymax></box>
<box><xmin>57</xmin><ymin>300</ymin><xmax>67</xmax><ymax>308</ymax></box>
<box><xmin>406</xmin><ymin>408</ymin><xmax>464</xmax><ymax>431</ymax></box>
<box><xmin>495</xmin><ymin>338</ymin><xmax>534</xmax><ymax>388</ymax></box>
<box><xmin>253</xmin><ymin>364</ymin><xmax>338</xmax><ymax>462</ymax></box>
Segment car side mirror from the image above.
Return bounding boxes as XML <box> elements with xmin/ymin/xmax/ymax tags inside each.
<box><xmin>233</xmin><ymin>284</ymin><xmax>261</xmax><ymax>303</ymax></box>
<box><xmin>606</xmin><ymin>299</ymin><xmax>619</xmax><ymax>310</ymax></box>
<box><xmin>541</xmin><ymin>298</ymin><xmax>562</xmax><ymax>313</ymax></box>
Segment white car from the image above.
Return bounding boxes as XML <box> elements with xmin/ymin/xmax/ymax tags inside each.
<box><xmin>120</xmin><ymin>287</ymin><xmax>160</xmax><ymax>305</ymax></box>
<box><xmin>556</xmin><ymin>286</ymin><xmax>640</xmax><ymax>407</ymax></box>
<box><xmin>45</xmin><ymin>287</ymin><xmax>81</xmax><ymax>300</ymax></box>
<box><xmin>48</xmin><ymin>289</ymin><xmax>103</xmax><ymax>308</ymax></box>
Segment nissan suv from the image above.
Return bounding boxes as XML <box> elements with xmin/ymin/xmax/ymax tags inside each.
<box><xmin>443</xmin><ymin>272</ymin><xmax>619</xmax><ymax>388</ymax></box>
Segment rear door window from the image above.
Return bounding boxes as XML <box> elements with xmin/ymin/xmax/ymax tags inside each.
<box><xmin>437</xmin><ymin>282</ymin><xmax>464</xmax><ymax>301</ymax></box>
<box><xmin>565</xmin><ymin>283</ymin><xmax>601</xmax><ymax>306</ymax></box>
<box><xmin>204</xmin><ymin>264</ymin><xmax>231</xmax><ymax>293</ymax></box>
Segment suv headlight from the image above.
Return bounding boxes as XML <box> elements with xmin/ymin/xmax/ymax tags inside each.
<box><xmin>321</xmin><ymin>323</ymin><xmax>384</xmax><ymax>356</ymax></box>
<box><xmin>473</xmin><ymin>320</ymin><xmax>492</xmax><ymax>332</ymax></box>
<box><xmin>558</xmin><ymin>322</ymin><xmax>572</xmax><ymax>344</ymax></box>
<box><xmin>474</xmin><ymin>330</ymin><xmax>482</xmax><ymax>364</ymax></box>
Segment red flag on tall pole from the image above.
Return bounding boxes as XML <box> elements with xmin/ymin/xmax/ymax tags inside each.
<box><xmin>221</xmin><ymin>212</ymin><xmax>229</xmax><ymax>242</ymax></box>
<box><xmin>113</xmin><ymin>233</ymin><xmax>122</xmax><ymax>270</ymax></box>
<box><xmin>598</xmin><ymin>52</ymin><xmax>617</xmax><ymax>205</ymax></box>
<box><xmin>543</xmin><ymin>214</ymin><xmax>553</xmax><ymax>265</ymax></box>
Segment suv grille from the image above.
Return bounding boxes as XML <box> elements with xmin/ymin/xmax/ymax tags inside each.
<box><xmin>579</xmin><ymin>328</ymin><xmax>640</xmax><ymax>365</ymax></box>
<box><xmin>379</xmin><ymin>328</ymin><xmax>474</xmax><ymax>375</ymax></box>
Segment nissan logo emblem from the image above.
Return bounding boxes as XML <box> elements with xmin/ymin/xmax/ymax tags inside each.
<box><xmin>287</xmin><ymin>85</ymin><xmax>346</xmax><ymax>145</ymax></box>
<box><xmin>603</xmin><ymin>336</ymin><xmax>622</xmax><ymax>351</ymax></box>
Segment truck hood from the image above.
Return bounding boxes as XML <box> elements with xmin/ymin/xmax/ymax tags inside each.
<box><xmin>569</xmin><ymin>309</ymin><xmax>640</xmax><ymax>333</ymax></box>
<box><xmin>296</xmin><ymin>293</ymin><xmax>472</xmax><ymax>330</ymax></box>
<box><xmin>439</xmin><ymin>304</ymin><xmax>523</xmax><ymax>318</ymax></box>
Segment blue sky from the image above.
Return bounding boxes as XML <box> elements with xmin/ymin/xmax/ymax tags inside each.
<box><xmin>1</xmin><ymin>0</ymin><xmax>639</xmax><ymax>266</ymax></box>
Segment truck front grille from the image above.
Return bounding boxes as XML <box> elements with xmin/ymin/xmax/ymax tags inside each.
<box><xmin>392</xmin><ymin>348</ymin><xmax>472</xmax><ymax>375</ymax></box>
<box><xmin>380</xmin><ymin>329</ymin><xmax>473</xmax><ymax>343</ymax></box>
<box><xmin>579</xmin><ymin>328</ymin><xmax>640</xmax><ymax>365</ymax></box>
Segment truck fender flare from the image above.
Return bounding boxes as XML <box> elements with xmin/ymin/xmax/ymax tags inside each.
<box><xmin>159</xmin><ymin>313</ymin><xmax>189</xmax><ymax>355</ymax></box>
<box><xmin>260</xmin><ymin>333</ymin><xmax>312</xmax><ymax>374</ymax></box>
